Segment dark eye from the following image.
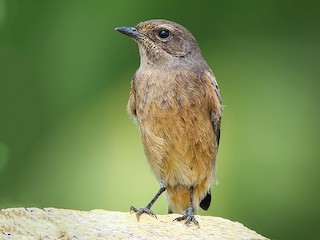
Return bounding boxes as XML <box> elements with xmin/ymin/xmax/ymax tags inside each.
<box><xmin>158</xmin><ymin>29</ymin><xmax>170</xmax><ymax>39</ymax></box>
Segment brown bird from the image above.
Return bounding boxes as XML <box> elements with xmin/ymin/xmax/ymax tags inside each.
<box><xmin>116</xmin><ymin>19</ymin><xmax>222</xmax><ymax>225</ymax></box>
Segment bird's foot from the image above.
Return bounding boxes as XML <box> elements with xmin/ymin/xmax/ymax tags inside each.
<box><xmin>174</xmin><ymin>207</ymin><xmax>199</xmax><ymax>226</ymax></box>
<box><xmin>130</xmin><ymin>205</ymin><xmax>157</xmax><ymax>220</ymax></box>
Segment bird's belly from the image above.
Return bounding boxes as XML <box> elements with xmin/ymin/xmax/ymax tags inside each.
<box><xmin>138</xmin><ymin>106</ymin><xmax>216</xmax><ymax>188</ymax></box>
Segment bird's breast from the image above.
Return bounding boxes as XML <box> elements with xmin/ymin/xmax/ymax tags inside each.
<box><xmin>134</xmin><ymin>67</ymin><xmax>206</xmax><ymax>115</ymax></box>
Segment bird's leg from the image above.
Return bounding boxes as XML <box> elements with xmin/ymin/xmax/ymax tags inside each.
<box><xmin>174</xmin><ymin>186</ymin><xmax>199</xmax><ymax>226</ymax></box>
<box><xmin>130</xmin><ymin>186</ymin><xmax>166</xmax><ymax>220</ymax></box>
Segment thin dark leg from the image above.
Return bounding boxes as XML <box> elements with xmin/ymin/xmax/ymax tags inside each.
<box><xmin>174</xmin><ymin>186</ymin><xmax>199</xmax><ymax>226</ymax></box>
<box><xmin>130</xmin><ymin>186</ymin><xmax>166</xmax><ymax>220</ymax></box>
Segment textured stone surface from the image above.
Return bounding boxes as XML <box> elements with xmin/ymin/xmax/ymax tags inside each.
<box><xmin>0</xmin><ymin>208</ymin><xmax>269</xmax><ymax>239</ymax></box>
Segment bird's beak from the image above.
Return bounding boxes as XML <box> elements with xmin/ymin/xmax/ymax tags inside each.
<box><xmin>115</xmin><ymin>26</ymin><xmax>145</xmax><ymax>40</ymax></box>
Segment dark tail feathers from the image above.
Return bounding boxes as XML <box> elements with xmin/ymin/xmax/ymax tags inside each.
<box><xmin>200</xmin><ymin>191</ymin><xmax>211</xmax><ymax>210</ymax></box>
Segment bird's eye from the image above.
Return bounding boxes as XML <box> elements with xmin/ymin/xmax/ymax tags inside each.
<box><xmin>158</xmin><ymin>29</ymin><xmax>170</xmax><ymax>39</ymax></box>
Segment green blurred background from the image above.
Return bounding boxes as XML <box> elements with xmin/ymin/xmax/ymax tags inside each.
<box><xmin>0</xmin><ymin>0</ymin><xmax>319</xmax><ymax>239</ymax></box>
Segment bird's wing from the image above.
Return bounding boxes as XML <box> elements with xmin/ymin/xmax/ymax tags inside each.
<box><xmin>127</xmin><ymin>76</ymin><xmax>137</xmax><ymax>121</ymax></box>
<box><xmin>199</xmin><ymin>70</ymin><xmax>222</xmax><ymax>211</ymax></box>
<box><xmin>203</xmin><ymin>70</ymin><xmax>222</xmax><ymax>147</ymax></box>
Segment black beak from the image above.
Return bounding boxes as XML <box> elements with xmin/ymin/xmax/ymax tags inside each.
<box><xmin>115</xmin><ymin>26</ymin><xmax>144</xmax><ymax>39</ymax></box>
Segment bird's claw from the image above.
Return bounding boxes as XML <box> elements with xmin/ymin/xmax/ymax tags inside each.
<box><xmin>130</xmin><ymin>205</ymin><xmax>157</xmax><ymax>220</ymax></box>
<box><xmin>173</xmin><ymin>207</ymin><xmax>199</xmax><ymax>226</ymax></box>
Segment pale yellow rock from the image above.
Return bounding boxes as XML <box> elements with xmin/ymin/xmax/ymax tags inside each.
<box><xmin>0</xmin><ymin>208</ymin><xmax>269</xmax><ymax>239</ymax></box>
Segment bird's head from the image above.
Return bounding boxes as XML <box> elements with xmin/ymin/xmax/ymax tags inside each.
<box><xmin>116</xmin><ymin>19</ymin><xmax>206</xmax><ymax>69</ymax></box>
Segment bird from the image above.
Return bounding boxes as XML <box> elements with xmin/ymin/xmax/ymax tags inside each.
<box><xmin>115</xmin><ymin>19</ymin><xmax>222</xmax><ymax>226</ymax></box>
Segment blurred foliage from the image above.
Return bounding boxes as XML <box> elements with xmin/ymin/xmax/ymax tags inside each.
<box><xmin>0</xmin><ymin>0</ymin><xmax>320</xmax><ymax>239</ymax></box>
